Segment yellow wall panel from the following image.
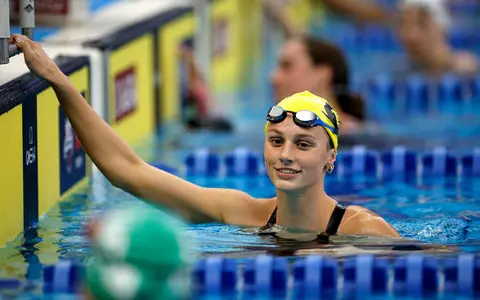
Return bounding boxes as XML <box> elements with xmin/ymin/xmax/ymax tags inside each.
<box><xmin>159</xmin><ymin>13</ymin><xmax>195</xmax><ymax>123</ymax></box>
<box><xmin>37</xmin><ymin>88</ymin><xmax>60</xmax><ymax>217</ymax></box>
<box><xmin>211</xmin><ymin>0</ymin><xmax>241</xmax><ymax>92</ymax></box>
<box><xmin>109</xmin><ymin>34</ymin><xmax>155</xmax><ymax>144</ymax></box>
<box><xmin>0</xmin><ymin>106</ymin><xmax>24</xmax><ymax>246</ymax></box>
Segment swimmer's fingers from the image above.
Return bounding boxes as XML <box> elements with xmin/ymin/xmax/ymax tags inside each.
<box><xmin>8</xmin><ymin>34</ymin><xmax>61</xmax><ymax>82</ymax></box>
<box><xmin>9</xmin><ymin>34</ymin><xmax>33</xmax><ymax>55</ymax></box>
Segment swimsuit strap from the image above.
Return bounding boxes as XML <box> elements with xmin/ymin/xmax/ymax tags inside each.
<box><xmin>261</xmin><ymin>204</ymin><xmax>347</xmax><ymax>236</ymax></box>
<box><xmin>259</xmin><ymin>207</ymin><xmax>277</xmax><ymax>231</ymax></box>
<box><xmin>323</xmin><ymin>204</ymin><xmax>347</xmax><ymax>236</ymax></box>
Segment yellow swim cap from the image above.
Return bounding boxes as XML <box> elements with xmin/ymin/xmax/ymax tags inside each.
<box><xmin>265</xmin><ymin>91</ymin><xmax>340</xmax><ymax>150</ymax></box>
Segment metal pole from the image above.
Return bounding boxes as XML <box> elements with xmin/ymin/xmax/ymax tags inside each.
<box><xmin>194</xmin><ymin>0</ymin><xmax>211</xmax><ymax>87</ymax></box>
<box><xmin>20</xmin><ymin>0</ymin><xmax>35</xmax><ymax>39</ymax></box>
<box><xmin>0</xmin><ymin>0</ymin><xmax>10</xmax><ymax>64</ymax></box>
<box><xmin>0</xmin><ymin>0</ymin><xmax>35</xmax><ymax>65</ymax></box>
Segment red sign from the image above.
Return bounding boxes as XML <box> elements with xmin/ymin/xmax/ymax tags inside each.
<box><xmin>114</xmin><ymin>67</ymin><xmax>137</xmax><ymax>122</ymax></box>
<box><xmin>11</xmin><ymin>0</ymin><xmax>69</xmax><ymax>15</ymax></box>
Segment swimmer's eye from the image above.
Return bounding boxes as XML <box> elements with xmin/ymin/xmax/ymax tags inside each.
<box><xmin>296</xmin><ymin>141</ymin><xmax>312</xmax><ymax>149</ymax></box>
<box><xmin>269</xmin><ymin>137</ymin><xmax>283</xmax><ymax>146</ymax></box>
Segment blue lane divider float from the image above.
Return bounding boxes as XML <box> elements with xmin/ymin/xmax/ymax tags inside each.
<box><xmin>366</xmin><ymin>73</ymin><xmax>397</xmax><ymax>118</ymax></box>
<box><xmin>180</xmin><ymin>146</ymin><xmax>480</xmax><ymax>179</ymax></box>
<box><xmin>243</xmin><ymin>255</ymin><xmax>288</xmax><ymax>295</ymax></box>
<box><xmin>343</xmin><ymin>255</ymin><xmax>389</xmax><ymax>297</ymax></box>
<box><xmin>292</xmin><ymin>255</ymin><xmax>337</xmax><ymax>298</ymax></box>
<box><xmin>421</xmin><ymin>146</ymin><xmax>458</xmax><ymax>177</ymax></box>
<box><xmin>462</xmin><ymin>148</ymin><xmax>480</xmax><ymax>177</ymax></box>
<box><xmin>393</xmin><ymin>255</ymin><xmax>439</xmax><ymax>297</ymax></box>
<box><xmin>437</xmin><ymin>73</ymin><xmax>465</xmax><ymax>112</ymax></box>
<box><xmin>444</xmin><ymin>253</ymin><xmax>480</xmax><ymax>297</ymax></box>
<box><xmin>224</xmin><ymin>147</ymin><xmax>261</xmax><ymax>176</ymax></box>
<box><xmin>43</xmin><ymin>260</ymin><xmax>84</xmax><ymax>294</ymax></box>
<box><xmin>185</xmin><ymin>148</ymin><xmax>221</xmax><ymax>176</ymax></box>
<box><xmin>381</xmin><ymin>146</ymin><xmax>418</xmax><ymax>180</ymax></box>
<box><xmin>192</xmin><ymin>256</ymin><xmax>237</xmax><ymax>293</ymax></box>
<box><xmin>359</xmin><ymin>72</ymin><xmax>480</xmax><ymax>117</ymax></box>
<box><xmin>27</xmin><ymin>254</ymin><xmax>480</xmax><ymax>297</ymax></box>
<box><xmin>404</xmin><ymin>74</ymin><xmax>431</xmax><ymax>115</ymax></box>
<box><xmin>337</xmin><ymin>145</ymin><xmax>378</xmax><ymax>177</ymax></box>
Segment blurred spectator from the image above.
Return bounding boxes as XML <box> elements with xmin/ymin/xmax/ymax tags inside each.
<box><xmin>270</xmin><ymin>36</ymin><xmax>365</xmax><ymax>135</ymax></box>
<box><xmin>396</xmin><ymin>0</ymin><xmax>479</xmax><ymax>76</ymax></box>
<box><xmin>321</xmin><ymin>0</ymin><xmax>390</xmax><ymax>24</ymax></box>
<box><xmin>179</xmin><ymin>42</ymin><xmax>233</xmax><ymax>132</ymax></box>
<box><xmin>263</xmin><ymin>0</ymin><xmax>391</xmax><ymax>38</ymax></box>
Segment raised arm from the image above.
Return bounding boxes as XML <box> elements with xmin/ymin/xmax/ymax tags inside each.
<box><xmin>321</xmin><ymin>0</ymin><xmax>391</xmax><ymax>24</ymax></box>
<box><xmin>8</xmin><ymin>34</ymin><xmax>273</xmax><ymax>224</ymax></box>
<box><xmin>263</xmin><ymin>0</ymin><xmax>391</xmax><ymax>38</ymax></box>
<box><xmin>262</xmin><ymin>0</ymin><xmax>304</xmax><ymax>38</ymax></box>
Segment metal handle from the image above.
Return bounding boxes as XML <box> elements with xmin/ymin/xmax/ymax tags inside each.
<box><xmin>0</xmin><ymin>42</ymin><xmax>22</xmax><ymax>65</ymax></box>
<box><xmin>9</xmin><ymin>44</ymin><xmax>21</xmax><ymax>57</ymax></box>
<box><xmin>0</xmin><ymin>0</ymin><xmax>33</xmax><ymax>64</ymax></box>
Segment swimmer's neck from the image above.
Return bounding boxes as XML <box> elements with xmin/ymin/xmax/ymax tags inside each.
<box><xmin>275</xmin><ymin>183</ymin><xmax>337</xmax><ymax>232</ymax></box>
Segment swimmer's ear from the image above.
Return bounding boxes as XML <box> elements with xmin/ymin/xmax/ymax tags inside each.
<box><xmin>328</xmin><ymin>149</ymin><xmax>337</xmax><ymax>165</ymax></box>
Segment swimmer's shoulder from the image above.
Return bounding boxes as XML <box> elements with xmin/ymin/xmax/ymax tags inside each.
<box><xmin>338</xmin><ymin>205</ymin><xmax>400</xmax><ymax>237</ymax></box>
<box><xmin>221</xmin><ymin>193</ymin><xmax>277</xmax><ymax>227</ymax></box>
<box><xmin>246</xmin><ymin>196</ymin><xmax>277</xmax><ymax>227</ymax></box>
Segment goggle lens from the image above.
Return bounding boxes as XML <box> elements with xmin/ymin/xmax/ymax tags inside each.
<box><xmin>295</xmin><ymin>110</ymin><xmax>317</xmax><ymax>126</ymax></box>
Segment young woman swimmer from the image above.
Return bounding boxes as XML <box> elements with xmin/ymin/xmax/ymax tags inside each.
<box><xmin>9</xmin><ymin>34</ymin><xmax>399</xmax><ymax>240</ymax></box>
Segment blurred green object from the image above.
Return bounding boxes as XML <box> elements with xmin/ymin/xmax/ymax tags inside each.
<box><xmin>85</xmin><ymin>203</ymin><xmax>195</xmax><ymax>299</ymax></box>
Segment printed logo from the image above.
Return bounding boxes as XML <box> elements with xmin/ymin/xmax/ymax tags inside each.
<box><xmin>25</xmin><ymin>126</ymin><xmax>36</xmax><ymax>166</ymax></box>
<box><xmin>114</xmin><ymin>67</ymin><xmax>137</xmax><ymax>122</ymax></box>
<box><xmin>63</xmin><ymin>118</ymin><xmax>83</xmax><ymax>174</ymax></box>
<box><xmin>59</xmin><ymin>91</ymin><xmax>86</xmax><ymax>194</ymax></box>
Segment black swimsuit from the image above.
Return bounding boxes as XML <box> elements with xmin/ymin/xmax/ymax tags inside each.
<box><xmin>259</xmin><ymin>203</ymin><xmax>347</xmax><ymax>243</ymax></box>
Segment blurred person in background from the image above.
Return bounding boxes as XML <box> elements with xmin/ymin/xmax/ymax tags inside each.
<box><xmin>264</xmin><ymin>0</ymin><xmax>391</xmax><ymax>37</ymax></box>
<box><xmin>265</xmin><ymin>0</ymin><xmax>373</xmax><ymax>135</ymax></box>
<box><xmin>265</xmin><ymin>0</ymin><xmax>479</xmax><ymax>76</ymax></box>
<box><xmin>396</xmin><ymin>0</ymin><xmax>479</xmax><ymax>76</ymax></box>
<box><xmin>269</xmin><ymin>35</ymin><xmax>366</xmax><ymax>135</ymax></box>
<box><xmin>178</xmin><ymin>40</ymin><xmax>233</xmax><ymax>132</ymax></box>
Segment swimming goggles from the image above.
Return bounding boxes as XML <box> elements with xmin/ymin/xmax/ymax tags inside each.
<box><xmin>266</xmin><ymin>106</ymin><xmax>339</xmax><ymax>135</ymax></box>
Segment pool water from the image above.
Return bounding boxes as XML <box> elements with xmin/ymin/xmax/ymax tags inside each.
<box><xmin>1</xmin><ymin>133</ymin><xmax>480</xmax><ymax>286</ymax></box>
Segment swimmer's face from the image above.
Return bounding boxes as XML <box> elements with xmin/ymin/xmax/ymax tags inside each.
<box><xmin>270</xmin><ymin>40</ymin><xmax>325</xmax><ymax>103</ymax></box>
<box><xmin>397</xmin><ymin>6</ymin><xmax>445</xmax><ymax>61</ymax></box>
<box><xmin>264</xmin><ymin>115</ymin><xmax>336</xmax><ymax>192</ymax></box>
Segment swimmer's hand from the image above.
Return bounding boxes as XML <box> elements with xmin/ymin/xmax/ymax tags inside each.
<box><xmin>8</xmin><ymin>34</ymin><xmax>62</xmax><ymax>83</ymax></box>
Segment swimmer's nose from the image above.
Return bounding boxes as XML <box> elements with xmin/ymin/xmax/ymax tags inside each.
<box><xmin>280</xmin><ymin>157</ymin><xmax>293</xmax><ymax>165</ymax></box>
<box><xmin>279</xmin><ymin>145</ymin><xmax>294</xmax><ymax>165</ymax></box>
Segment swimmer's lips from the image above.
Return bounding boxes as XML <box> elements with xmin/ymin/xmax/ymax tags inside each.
<box><xmin>275</xmin><ymin>168</ymin><xmax>301</xmax><ymax>179</ymax></box>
